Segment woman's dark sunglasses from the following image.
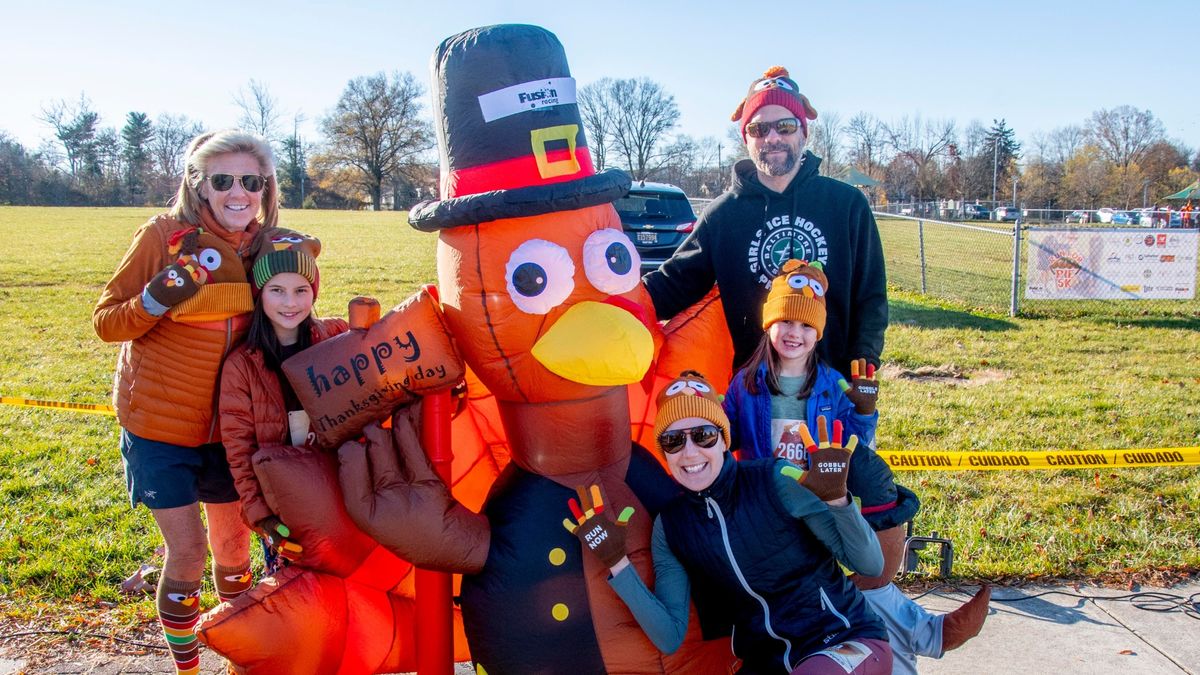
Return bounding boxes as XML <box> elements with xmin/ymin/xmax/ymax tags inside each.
<box><xmin>658</xmin><ymin>424</ymin><xmax>722</xmax><ymax>454</ymax></box>
<box><xmin>744</xmin><ymin>117</ymin><xmax>800</xmax><ymax>138</ymax></box>
<box><xmin>207</xmin><ymin>173</ymin><xmax>266</xmax><ymax>193</ymax></box>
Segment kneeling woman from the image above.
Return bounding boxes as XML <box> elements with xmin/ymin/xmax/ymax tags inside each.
<box><xmin>219</xmin><ymin>233</ymin><xmax>346</xmax><ymax>567</ymax></box>
<box><xmin>569</xmin><ymin>371</ymin><xmax>893</xmax><ymax>675</ymax></box>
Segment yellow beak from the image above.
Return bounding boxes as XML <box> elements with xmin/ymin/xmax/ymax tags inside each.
<box><xmin>531</xmin><ymin>301</ymin><xmax>653</xmax><ymax>386</ymax></box>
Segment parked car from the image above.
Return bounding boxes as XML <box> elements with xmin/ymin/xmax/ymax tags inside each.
<box><xmin>1065</xmin><ymin>210</ymin><xmax>1090</xmax><ymax>224</ymax></box>
<box><xmin>1109</xmin><ymin>211</ymin><xmax>1134</xmax><ymax>225</ymax></box>
<box><xmin>992</xmin><ymin>205</ymin><xmax>1020</xmax><ymax>222</ymax></box>
<box><xmin>616</xmin><ymin>181</ymin><xmax>697</xmax><ymax>272</ymax></box>
<box><xmin>1095</xmin><ymin>207</ymin><xmax>1117</xmax><ymax>223</ymax></box>
<box><xmin>1132</xmin><ymin>208</ymin><xmax>1154</xmax><ymax>226</ymax></box>
<box><xmin>962</xmin><ymin>204</ymin><xmax>990</xmax><ymax>220</ymax></box>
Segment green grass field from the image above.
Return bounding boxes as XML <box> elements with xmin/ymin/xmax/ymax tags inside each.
<box><xmin>1</xmin><ymin>206</ymin><xmax>1198</xmax><ymax>618</ymax></box>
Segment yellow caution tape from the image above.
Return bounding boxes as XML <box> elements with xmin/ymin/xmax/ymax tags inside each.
<box><xmin>3</xmin><ymin>394</ymin><xmax>1198</xmax><ymax>470</ymax></box>
<box><xmin>884</xmin><ymin>448</ymin><xmax>1200</xmax><ymax>470</ymax></box>
<box><xmin>1</xmin><ymin>396</ymin><xmax>116</xmax><ymax>416</ymax></box>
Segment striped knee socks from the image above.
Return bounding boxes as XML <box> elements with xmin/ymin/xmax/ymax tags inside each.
<box><xmin>157</xmin><ymin>576</ymin><xmax>202</xmax><ymax>674</ymax></box>
<box><xmin>213</xmin><ymin>560</ymin><xmax>253</xmax><ymax>603</ymax></box>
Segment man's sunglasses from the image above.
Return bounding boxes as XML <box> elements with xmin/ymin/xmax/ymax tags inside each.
<box><xmin>745</xmin><ymin>118</ymin><xmax>801</xmax><ymax>139</ymax></box>
<box><xmin>207</xmin><ymin>173</ymin><xmax>267</xmax><ymax>193</ymax></box>
<box><xmin>658</xmin><ymin>424</ymin><xmax>722</xmax><ymax>454</ymax></box>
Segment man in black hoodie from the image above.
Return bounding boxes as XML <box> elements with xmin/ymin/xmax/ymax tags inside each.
<box><xmin>643</xmin><ymin>66</ymin><xmax>887</xmax><ymax>377</ymax></box>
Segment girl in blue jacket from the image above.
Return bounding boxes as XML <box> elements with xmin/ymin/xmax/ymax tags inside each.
<box><xmin>724</xmin><ymin>260</ymin><xmax>989</xmax><ymax>675</ymax></box>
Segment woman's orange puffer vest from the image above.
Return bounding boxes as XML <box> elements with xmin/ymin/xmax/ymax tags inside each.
<box><xmin>94</xmin><ymin>214</ymin><xmax>263</xmax><ymax>447</ymax></box>
<box><xmin>219</xmin><ymin>318</ymin><xmax>349</xmax><ymax>527</ymax></box>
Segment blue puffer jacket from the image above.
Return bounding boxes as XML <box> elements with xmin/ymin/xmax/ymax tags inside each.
<box><xmin>724</xmin><ymin>362</ymin><xmax>919</xmax><ymax>532</ymax></box>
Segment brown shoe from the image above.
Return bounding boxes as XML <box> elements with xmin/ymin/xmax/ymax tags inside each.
<box><xmin>941</xmin><ymin>584</ymin><xmax>991</xmax><ymax>651</ymax></box>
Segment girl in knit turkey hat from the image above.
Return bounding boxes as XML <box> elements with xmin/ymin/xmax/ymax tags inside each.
<box><xmin>723</xmin><ymin>259</ymin><xmax>990</xmax><ymax>673</ymax></box>
<box><xmin>219</xmin><ymin>230</ymin><xmax>348</xmax><ymax>571</ymax></box>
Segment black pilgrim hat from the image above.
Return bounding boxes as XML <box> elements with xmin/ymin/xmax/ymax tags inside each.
<box><xmin>408</xmin><ymin>24</ymin><xmax>631</xmax><ymax>231</ymax></box>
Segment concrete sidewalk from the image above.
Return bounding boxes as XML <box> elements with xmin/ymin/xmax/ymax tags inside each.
<box><xmin>2</xmin><ymin>583</ymin><xmax>1197</xmax><ymax>673</ymax></box>
<box><xmin>918</xmin><ymin>582</ymin><xmax>1200</xmax><ymax>674</ymax></box>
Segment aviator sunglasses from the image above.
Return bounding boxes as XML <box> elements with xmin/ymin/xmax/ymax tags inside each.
<box><xmin>658</xmin><ymin>424</ymin><xmax>722</xmax><ymax>454</ymax></box>
<box><xmin>206</xmin><ymin>173</ymin><xmax>267</xmax><ymax>193</ymax></box>
<box><xmin>744</xmin><ymin>117</ymin><xmax>801</xmax><ymax>138</ymax></box>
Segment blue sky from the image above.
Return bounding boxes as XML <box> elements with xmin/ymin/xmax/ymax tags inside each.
<box><xmin>3</xmin><ymin>0</ymin><xmax>1197</xmax><ymax>156</ymax></box>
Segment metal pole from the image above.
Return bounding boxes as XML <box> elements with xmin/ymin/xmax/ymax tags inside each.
<box><xmin>417</xmin><ymin>390</ymin><xmax>454</xmax><ymax>675</ymax></box>
<box><xmin>1009</xmin><ymin>219</ymin><xmax>1022</xmax><ymax>317</ymax></box>
<box><xmin>992</xmin><ymin>138</ymin><xmax>999</xmax><ymax>205</ymax></box>
<box><xmin>917</xmin><ymin>219</ymin><xmax>928</xmax><ymax>294</ymax></box>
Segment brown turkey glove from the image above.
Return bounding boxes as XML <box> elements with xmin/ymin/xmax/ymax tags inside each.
<box><xmin>562</xmin><ymin>484</ymin><xmax>635</xmax><ymax>570</ymax></box>
<box><xmin>838</xmin><ymin>358</ymin><xmax>879</xmax><ymax>415</ymax></box>
<box><xmin>336</xmin><ymin>403</ymin><xmax>490</xmax><ymax>573</ymax></box>
<box><xmin>145</xmin><ymin>227</ymin><xmax>207</xmax><ymax>308</ymax></box>
<box><xmin>145</xmin><ymin>260</ymin><xmax>205</xmax><ymax>308</ymax></box>
<box><xmin>256</xmin><ymin>515</ymin><xmax>303</xmax><ymax>563</ymax></box>
<box><xmin>780</xmin><ymin>415</ymin><xmax>856</xmax><ymax>502</ymax></box>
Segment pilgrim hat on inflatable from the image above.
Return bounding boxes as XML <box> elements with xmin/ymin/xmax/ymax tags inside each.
<box><xmin>408</xmin><ymin>24</ymin><xmax>631</xmax><ymax>231</ymax></box>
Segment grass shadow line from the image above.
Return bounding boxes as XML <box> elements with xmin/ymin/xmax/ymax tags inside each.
<box><xmin>890</xmin><ymin>299</ymin><xmax>1019</xmax><ymax>331</ymax></box>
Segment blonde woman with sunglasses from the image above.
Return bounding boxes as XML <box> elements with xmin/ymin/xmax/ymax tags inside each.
<box><xmin>94</xmin><ymin>129</ymin><xmax>283</xmax><ymax>674</ymax></box>
<box><xmin>566</xmin><ymin>371</ymin><xmax>893</xmax><ymax>675</ymax></box>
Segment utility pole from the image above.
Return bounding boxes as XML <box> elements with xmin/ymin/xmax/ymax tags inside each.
<box><xmin>716</xmin><ymin>143</ymin><xmax>723</xmax><ymax>191</ymax></box>
<box><xmin>1012</xmin><ymin>174</ymin><xmax>1018</xmax><ymax>207</ymax></box>
<box><xmin>991</xmin><ymin>136</ymin><xmax>999</xmax><ymax>205</ymax></box>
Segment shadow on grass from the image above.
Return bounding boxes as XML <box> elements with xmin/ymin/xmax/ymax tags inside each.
<box><xmin>1080</xmin><ymin>315</ymin><xmax>1200</xmax><ymax>331</ymax></box>
<box><xmin>890</xmin><ymin>298</ymin><xmax>1019</xmax><ymax>331</ymax></box>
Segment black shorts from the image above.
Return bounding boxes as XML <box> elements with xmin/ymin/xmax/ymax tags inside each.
<box><xmin>119</xmin><ymin>428</ymin><xmax>239</xmax><ymax>509</ymax></box>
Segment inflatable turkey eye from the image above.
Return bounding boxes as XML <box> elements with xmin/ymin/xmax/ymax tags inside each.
<box><xmin>787</xmin><ymin>275</ymin><xmax>810</xmax><ymax>290</ymax></box>
<box><xmin>582</xmin><ymin>230</ymin><xmax>641</xmax><ymax>295</ymax></box>
<box><xmin>198</xmin><ymin>248</ymin><xmax>222</xmax><ymax>271</ymax></box>
<box><xmin>665</xmin><ymin>381</ymin><xmax>689</xmax><ymax>396</ymax></box>
<box><xmin>505</xmin><ymin>239</ymin><xmax>575</xmax><ymax>315</ymax></box>
<box><xmin>808</xmin><ymin>279</ymin><xmax>826</xmax><ymax>296</ymax></box>
<box><xmin>685</xmin><ymin>380</ymin><xmax>712</xmax><ymax>393</ymax></box>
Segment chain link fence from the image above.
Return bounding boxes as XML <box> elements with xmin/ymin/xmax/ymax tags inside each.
<box><xmin>877</xmin><ymin>214</ymin><xmax>1200</xmax><ymax>317</ymax></box>
<box><xmin>685</xmin><ymin>198</ymin><xmax>1199</xmax><ymax>317</ymax></box>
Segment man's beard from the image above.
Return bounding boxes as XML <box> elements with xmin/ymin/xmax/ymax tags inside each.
<box><xmin>754</xmin><ymin>142</ymin><xmax>802</xmax><ymax>176</ymax></box>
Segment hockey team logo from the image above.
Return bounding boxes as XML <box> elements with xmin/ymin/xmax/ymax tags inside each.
<box><xmin>747</xmin><ymin>214</ymin><xmax>829</xmax><ymax>286</ymax></box>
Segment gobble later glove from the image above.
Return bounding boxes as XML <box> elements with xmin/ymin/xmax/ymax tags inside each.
<box><xmin>839</xmin><ymin>358</ymin><xmax>879</xmax><ymax>415</ymax></box>
<box><xmin>257</xmin><ymin>515</ymin><xmax>303</xmax><ymax>563</ymax></box>
<box><xmin>781</xmin><ymin>415</ymin><xmax>856</xmax><ymax>502</ymax></box>
<box><xmin>562</xmin><ymin>484</ymin><xmax>634</xmax><ymax>570</ymax></box>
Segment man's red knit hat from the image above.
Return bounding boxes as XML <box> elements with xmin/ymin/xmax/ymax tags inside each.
<box><xmin>730</xmin><ymin>66</ymin><xmax>818</xmax><ymax>140</ymax></box>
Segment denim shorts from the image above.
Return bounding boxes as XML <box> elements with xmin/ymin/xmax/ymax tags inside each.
<box><xmin>119</xmin><ymin>429</ymin><xmax>240</xmax><ymax>509</ymax></box>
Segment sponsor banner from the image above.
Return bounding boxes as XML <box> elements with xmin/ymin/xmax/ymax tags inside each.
<box><xmin>885</xmin><ymin>448</ymin><xmax>1200</xmax><ymax>470</ymax></box>
<box><xmin>1</xmin><ymin>396</ymin><xmax>116</xmax><ymax>416</ymax></box>
<box><xmin>1025</xmin><ymin>228</ymin><xmax>1198</xmax><ymax>300</ymax></box>
<box><xmin>478</xmin><ymin>77</ymin><xmax>576</xmax><ymax>122</ymax></box>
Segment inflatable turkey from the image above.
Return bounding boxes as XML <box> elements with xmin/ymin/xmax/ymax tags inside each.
<box><xmin>336</xmin><ymin>24</ymin><xmax>735</xmax><ymax>674</ymax></box>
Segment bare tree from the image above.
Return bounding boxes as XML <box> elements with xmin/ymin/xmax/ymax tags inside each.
<box><xmin>884</xmin><ymin>116</ymin><xmax>956</xmax><ymax>202</ymax></box>
<box><xmin>844</xmin><ymin>113</ymin><xmax>886</xmax><ymax>178</ymax></box>
<box><xmin>319</xmin><ymin>71</ymin><xmax>433</xmax><ymax>210</ymax></box>
<box><xmin>606</xmin><ymin>78</ymin><xmax>681</xmax><ymax>180</ymax></box>
<box><xmin>151</xmin><ymin>114</ymin><xmax>203</xmax><ymax>196</ymax></box>
<box><xmin>809</xmin><ymin>111</ymin><xmax>844</xmax><ymax>176</ymax></box>
<box><xmin>38</xmin><ymin>95</ymin><xmax>99</xmax><ymax>176</ymax></box>
<box><xmin>578</xmin><ymin>78</ymin><xmax>615</xmax><ymax>171</ymax></box>
<box><xmin>233</xmin><ymin>79</ymin><xmax>284</xmax><ymax>143</ymax></box>
<box><xmin>1087</xmin><ymin>106</ymin><xmax>1164</xmax><ymax>170</ymax></box>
